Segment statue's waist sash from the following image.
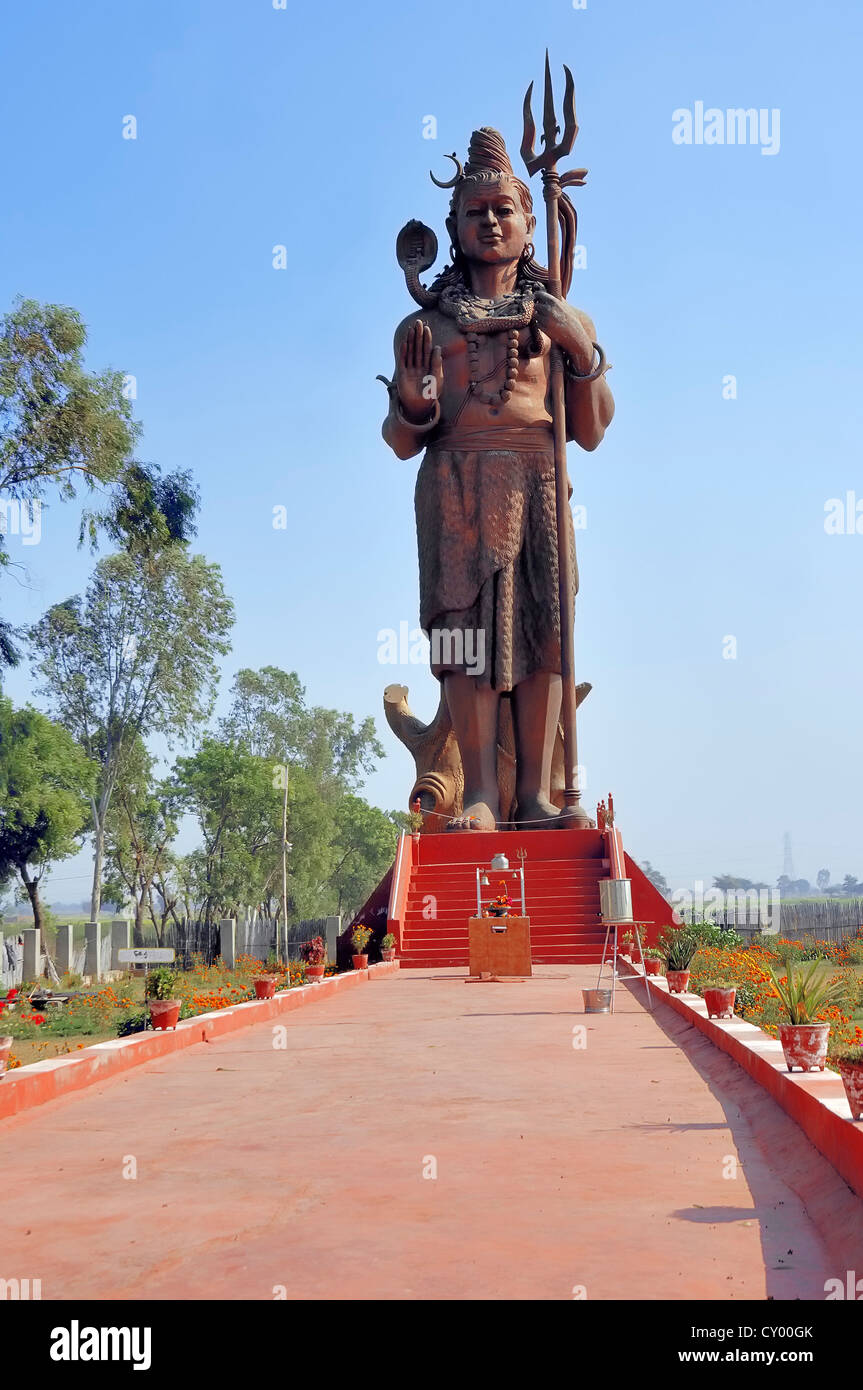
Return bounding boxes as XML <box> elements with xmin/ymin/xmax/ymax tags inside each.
<box><xmin>429</xmin><ymin>425</ymin><xmax>553</xmax><ymax>453</ymax></box>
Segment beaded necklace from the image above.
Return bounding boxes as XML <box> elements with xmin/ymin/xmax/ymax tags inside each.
<box><xmin>438</xmin><ymin>280</ymin><xmax>538</xmax><ymax>408</ymax></box>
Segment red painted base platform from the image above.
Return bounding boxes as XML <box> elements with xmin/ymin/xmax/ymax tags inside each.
<box><xmin>353</xmin><ymin>827</ymin><xmax>678</xmax><ymax>970</ymax></box>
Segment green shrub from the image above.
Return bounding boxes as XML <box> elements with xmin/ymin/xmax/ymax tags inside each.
<box><xmin>658</xmin><ymin>927</ymin><xmax>701</xmax><ymax>972</ymax></box>
<box><xmin>689</xmin><ymin>921</ymin><xmax>745</xmax><ymax>951</ymax></box>
<box><xmin>116</xmin><ymin>1011</ymin><xmax>148</xmax><ymax>1037</ymax></box>
<box><xmin>146</xmin><ymin>967</ymin><xmax>179</xmax><ymax>1001</ymax></box>
<box><xmin>733</xmin><ymin>983</ymin><xmax>758</xmax><ymax>1016</ymax></box>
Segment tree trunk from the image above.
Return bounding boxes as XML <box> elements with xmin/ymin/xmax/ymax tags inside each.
<box><xmin>90</xmin><ymin>814</ymin><xmax>105</xmax><ymax>922</ymax></box>
<box><xmin>19</xmin><ymin>864</ymin><xmax>44</xmax><ymax>934</ymax></box>
<box><xmin>133</xmin><ymin>895</ymin><xmax>145</xmax><ymax>948</ymax></box>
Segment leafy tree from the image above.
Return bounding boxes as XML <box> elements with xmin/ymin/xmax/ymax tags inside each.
<box><xmin>171</xmin><ymin>739</ymin><xmax>285</xmax><ymax>925</ymax></box>
<box><xmin>842</xmin><ymin>874</ymin><xmax>861</xmax><ymax>897</ymax></box>
<box><xmin>29</xmin><ymin>549</ymin><xmax>234</xmax><ymax>919</ymax></box>
<box><xmin>816</xmin><ymin>868</ymin><xmax>831</xmax><ymax>894</ymax></box>
<box><xmin>778</xmin><ymin>876</ymin><xmax>811</xmax><ymax>897</ymax></box>
<box><xmin>0</xmin><ymin>296</ymin><xmax>198</xmax><ymax>665</ymax></box>
<box><xmin>327</xmin><ymin>795</ymin><xmax>400</xmax><ymax>917</ymax></box>
<box><xmin>80</xmin><ymin>460</ymin><xmax>199</xmax><ymax>559</ymax></box>
<box><xmin>713</xmin><ymin>874</ymin><xmax>755</xmax><ymax>891</ymax></box>
<box><xmin>102</xmin><ymin>735</ymin><xmax>179</xmax><ymax>945</ymax></box>
<box><xmin>641</xmin><ymin>861</ymin><xmax>669</xmax><ymax>896</ymax></box>
<box><xmin>0</xmin><ymin>697</ymin><xmax>96</xmax><ymax>932</ymax></box>
<box><xmin>220</xmin><ymin>666</ymin><xmax>385</xmax><ymax>792</ymax></box>
<box><xmin>216</xmin><ymin>666</ymin><xmax>396</xmax><ymax>921</ymax></box>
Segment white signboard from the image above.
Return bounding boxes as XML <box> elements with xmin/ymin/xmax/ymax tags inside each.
<box><xmin>118</xmin><ymin>948</ymin><xmax>176</xmax><ymax>964</ymax></box>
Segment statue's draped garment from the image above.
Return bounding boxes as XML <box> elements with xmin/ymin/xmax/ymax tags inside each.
<box><xmin>415</xmin><ymin>424</ymin><xmax>577</xmax><ymax>690</ymax></box>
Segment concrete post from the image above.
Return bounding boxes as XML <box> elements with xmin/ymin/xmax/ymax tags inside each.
<box><xmin>55</xmin><ymin>925</ymin><xmax>74</xmax><ymax>976</ymax></box>
<box><xmin>84</xmin><ymin>922</ymin><xmax>101</xmax><ymax>981</ymax></box>
<box><xmin>21</xmin><ymin>928</ymin><xmax>41</xmax><ymax>983</ymax></box>
<box><xmin>325</xmin><ymin>916</ymin><xmax>341</xmax><ymax>965</ymax></box>
<box><xmin>110</xmin><ymin>919</ymin><xmax>131</xmax><ymax>971</ymax></box>
<box><xmin>219</xmin><ymin>918</ymin><xmax>236</xmax><ymax>969</ymax></box>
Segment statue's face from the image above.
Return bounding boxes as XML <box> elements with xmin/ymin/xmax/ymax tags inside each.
<box><xmin>451</xmin><ymin>178</ymin><xmax>535</xmax><ymax>267</ymax></box>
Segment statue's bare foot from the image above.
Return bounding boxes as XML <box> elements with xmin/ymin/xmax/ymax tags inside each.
<box><xmin>554</xmin><ymin>802</ymin><xmax>596</xmax><ymax>829</ymax></box>
<box><xmin>446</xmin><ymin>792</ymin><xmax>499</xmax><ymax>832</ymax></box>
<box><xmin>514</xmin><ymin>793</ymin><xmax>561</xmax><ymax>828</ymax></box>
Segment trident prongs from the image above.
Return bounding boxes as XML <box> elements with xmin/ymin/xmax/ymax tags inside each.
<box><xmin>521</xmin><ymin>50</ymin><xmax>578</xmax><ymax>177</ymax></box>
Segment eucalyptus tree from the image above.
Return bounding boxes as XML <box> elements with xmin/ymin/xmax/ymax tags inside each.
<box><xmin>0</xmin><ymin>296</ymin><xmax>197</xmax><ymax>666</ymax></box>
<box><xmin>102</xmin><ymin>735</ymin><xmax>180</xmax><ymax>945</ymax></box>
<box><xmin>29</xmin><ymin>549</ymin><xmax>234</xmax><ymax>920</ymax></box>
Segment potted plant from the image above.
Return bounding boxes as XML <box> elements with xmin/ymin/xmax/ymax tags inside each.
<box><xmin>699</xmin><ymin>979</ymin><xmax>737</xmax><ymax>1019</ymax></box>
<box><xmin>301</xmin><ymin>936</ymin><xmax>327</xmax><ymax>981</ymax></box>
<box><xmin>0</xmin><ymin>1035</ymin><xmax>13</xmax><ymax>1076</ymax></box>
<box><xmin>146</xmin><ymin>967</ymin><xmax>182</xmax><ymax>1031</ymax></box>
<box><xmin>351</xmin><ymin>923</ymin><xmax>372</xmax><ymax>969</ymax></box>
<box><xmin>658</xmin><ymin>928</ymin><xmax>700</xmax><ymax>993</ymax></box>
<box><xmin>643</xmin><ymin>952</ymin><xmax>663</xmax><ymax>976</ymax></box>
<box><xmin>381</xmin><ymin>932</ymin><xmax>397</xmax><ymax>962</ymax></box>
<box><xmin>253</xmin><ymin>972</ymin><xmax>279</xmax><ymax>999</ymax></box>
<box><xmin>767</xmin><ymin>960</ymin><xmax>844</xmax><ymax>1072</ymax></box>
<box><xmin>830</xmin><ymin>1046</ymin><xmax>863</xmax><ymax>1120</ymax></box>
<box><xmin>620</xmin><ymin>932</ymin><xmax>634</xmax><ymax>959</ymax></box>
<box><xmin>409</xmin><ymin>798</ymin><xmax>423</xmax><ymax>844</ymax></box>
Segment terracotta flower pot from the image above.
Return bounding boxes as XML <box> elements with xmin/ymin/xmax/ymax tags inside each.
<box><xmin>644</xmin><ymin>958</ymin><xmax>662</xmax><ymax>976</ymax></box>
<box><xmin>703</xmin><ymin>986</ymin><xmax>736</xmax><ymax>1019</ymax></box>
<box><xmin>381</xmin><ymin>948</ymin><xmax>396</xmax><ymax>962</ymax></box>
<box><xmin>253</xmin><ymin>977</ymin><xmax>277</xmax><ymax>999</ymax></box>
<box><xmin>666</xmin><ymin>970</ymin><xmax>691</xmax><ymax>994</ymax></box>
<box><xmin>0</xmin><ymin>1035</ymin><xmax>14</xmax><ymax>1076</ymax></box>
<box><xmin>837</xmin><ymin>1061</ymin><xmax>863</xmax><ymax>1120</ymax></box>
<box><xmin>305</xmin><ymin>964</ymin><xmax>325</xmax><ymax>981</ymax></box>
<box><xmin>352</xmin><ymin>954</ymin><xmax>369</xmax><ymax>970</ymax></box>
<box><xmin>779</xmin><ymin>1022</ymin><xmax>830</xmax><ymax>1072</ymax></box>
<box><xmin>148</xmin><ymin>999</ymin><xmax>181</xmax><ymax>1031</ymax></box>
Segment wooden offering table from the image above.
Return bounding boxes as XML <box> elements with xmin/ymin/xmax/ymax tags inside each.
<box><xmin>467</xmin><ymin>916</ymin><xmax>532</xmax><ymax>979</ymax></box>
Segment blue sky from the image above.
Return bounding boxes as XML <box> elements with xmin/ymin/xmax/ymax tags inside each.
<box><xmin>1</xmin><ymin>0</ymin><xmax>862</xmax><ymax>902</ymax></box>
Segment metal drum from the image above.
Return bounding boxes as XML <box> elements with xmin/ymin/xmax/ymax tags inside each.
<box><xmin>582</xmin><ymin>988</ymin><xmax>612</xmax><ymax>1014</ymax></box>
<box><xmin>599</xmin><ymin>877</ymin><xmax>633</xmax><ymax>924</ymax></box>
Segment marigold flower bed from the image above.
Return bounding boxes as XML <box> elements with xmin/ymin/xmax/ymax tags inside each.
<box><xmin>2</xmin><ymin>953</ymin><xmax>338</xmax><ymax>1072</ymax></box>
<box><xmin>687</xmin><ymin>939</ymin><xmax>863</xmax><ymax>1069</ymax></box>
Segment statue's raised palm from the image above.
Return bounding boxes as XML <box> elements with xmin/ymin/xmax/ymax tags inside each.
<box><xmin>396</xmin><ymin>319</ymin><xmax>443</xmax><ymax>421</ymax></box>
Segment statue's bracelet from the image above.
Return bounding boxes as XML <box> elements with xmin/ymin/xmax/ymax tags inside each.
<box><xmin>396</xmin><ymin>397</ymin><xmax>441</xmax><ymax>432</ymax></box>
<box><xmin>565</xmin><ymin>341</ymin><xmax>608</xmax><ymax>384</ymax></box>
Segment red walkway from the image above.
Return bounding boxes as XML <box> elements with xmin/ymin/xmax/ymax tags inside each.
<box><xmin>1</xmin><ymin>967</ymin><xmax>861</xmax><ymax>1300</ymax></box>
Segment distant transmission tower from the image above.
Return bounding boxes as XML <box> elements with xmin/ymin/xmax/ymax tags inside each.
<box><xmin>782</xmin><ymin>832</ymin><xmax>795</xmax><ymax>881</ymax></box>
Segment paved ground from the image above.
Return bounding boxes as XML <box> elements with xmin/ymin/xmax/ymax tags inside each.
<box><xmin>2</xmin><ymin>966</ymin><xmax>862</xmax><ymax>1301</ymax></box>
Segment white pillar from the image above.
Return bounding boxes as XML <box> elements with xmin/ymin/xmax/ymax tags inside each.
<box><xmin>111</xmin><ymin>919</ymin><xmax>131</xmax><ymax>971</ymax></box>
<box><xmin>22</xmin><ymin>928</ymin><xmax>41</xmax><ymax>982</ymax></box>
<box><xmin>84</xmin><ymin>922</ymin><xmax>101</xmax><ymax>981</ymax></box>
<box><xmin>55</xmin><ymin>925</ymin><xmax>74</xmax><ymax>976</ymax></box>
<box><xmin>219</xmin><ymin>918</ymin><xmax>236</xmax><ymax>969</ymax></box>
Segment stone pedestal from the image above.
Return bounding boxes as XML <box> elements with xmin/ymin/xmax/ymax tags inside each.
<box><xmin>219</xmin><ymin>918</ymin><xmax>236</xmax><ymax>970</ymax></box>
<box><xmin>111</xmin><ymin>919</ymin><xmax>131</xmax><ymax>971</ymax></box>
<box><xmin>21</xmin><ymin>928</ymin><xmax>41</xmax><ymax>983</ymax></box>
<box><xmin>55</xmin><ymin>925</ymin><xmax>74</xmax><ymax>976</ymax></box>
<box><xmin>84</xmin><ymin>922</ymin><xmax>101</xmax><ymax>981</ymax></box>
<box><xmin>325</xmin><ymin>916</ymin><xmax>341</xmax><ymax>965</ymax></box>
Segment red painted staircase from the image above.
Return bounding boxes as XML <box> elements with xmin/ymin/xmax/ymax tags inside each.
<box><xmin>341</xmin><ymin>824</ymin><xmax>678</xmax><ymax>970</ymax></box>
<box><xmin>398</xmin><ymin>828</ymin><xmax>609</xmax><ymax>968</ymax></box>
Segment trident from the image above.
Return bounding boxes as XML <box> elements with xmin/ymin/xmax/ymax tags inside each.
<box><xmin>522</xmin><ymin>52</ymin><xmax>592</xmax><ymax>828</ymax></box>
